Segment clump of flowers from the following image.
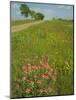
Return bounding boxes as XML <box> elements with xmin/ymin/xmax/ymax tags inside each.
<box><xmin>41</xmin><ymin>74</ymin><xmax>49</xmax><ymax>79</ymax></box>
<box><xmin>20</xmin><ymin>56</ymin><xmax>58</xmax><ymax>96</ymax></box>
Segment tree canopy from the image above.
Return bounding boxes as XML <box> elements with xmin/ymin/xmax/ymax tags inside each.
<box><xmin>20</xmin><ymin>4</ymin><xmax>44</xmax><ymax>20</ymax></box>
<box><xmin>34</xmin><ymin>12</ymin><xmax>44</xmax><ymax>20</ymax></box>
<box><xmin>20</xmin><ymin>4</ymin><xmax>30</xmax><ymax>17</ymax></box>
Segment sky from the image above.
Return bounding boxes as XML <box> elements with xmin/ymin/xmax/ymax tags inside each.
<box><xmin>11</xmin><ymin>2</ymin><xmax>73</xmax><ymax>20</ymax></box>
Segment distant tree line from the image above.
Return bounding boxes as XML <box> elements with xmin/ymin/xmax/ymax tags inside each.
<box><xmin>20</xmin><ymin>4</ymin><xmax>44</xmax><ymax>20</ymax></box>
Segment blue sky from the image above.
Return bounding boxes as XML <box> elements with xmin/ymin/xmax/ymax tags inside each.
<box><xmin>11</xmin><ymin>2</ymin><xmax>73</xmax><ymax>20</ymax></box>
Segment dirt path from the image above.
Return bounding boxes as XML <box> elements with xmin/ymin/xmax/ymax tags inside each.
<box><xmin>11</xmin><ymin>21</ymin><xmax>44</xmax><ymax>33</ymax></box>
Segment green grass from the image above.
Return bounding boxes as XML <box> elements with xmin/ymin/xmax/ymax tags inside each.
<box><xmin>11</xmin><ymin>19</ymin><xmax>36</xmax><ymax>26</ymax></box>
<box><xmin>11</xmin><ymin>20</ymin><xmax>74</xmax><ymax>98</ymax></box>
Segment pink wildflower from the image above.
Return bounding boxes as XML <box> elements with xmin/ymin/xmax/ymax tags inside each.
<box><xmin>31</xmin><ymin>65</ymin><xmax>39</xmax><ymax>70</ymax></box>
<box><xmin>41</xmin><ymin>74</ymin><xmax>49</xmax><ymax>79</ymax></box>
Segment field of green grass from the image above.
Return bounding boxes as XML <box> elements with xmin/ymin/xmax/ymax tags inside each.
<box><xmin>11</xmin><ymin>20</ymin><xmax>74</xmax><ymax>98</ymax></box>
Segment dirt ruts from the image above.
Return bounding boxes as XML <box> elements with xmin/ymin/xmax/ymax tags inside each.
<box><xmin>11</xmin><ymin>21</ymin><xmax>44</xmax><ymax>33</ymax></box>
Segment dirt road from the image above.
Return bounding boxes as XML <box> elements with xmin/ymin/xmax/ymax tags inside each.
<box><xmin>11</xmin><ymin>21</ymin><xmax>44</xmax><ymax>33</ymax></box>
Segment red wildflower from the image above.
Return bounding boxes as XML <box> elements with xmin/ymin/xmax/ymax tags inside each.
<box><xmin>40</xmin><ymin>60</ymin><xmax>49</xmax><ymax>67</ymax></box>
<box><xmin>38</xmin><ymin>65</ymin><xmax>41</xmax><ymax>69</ymax></box>
<box><xmin>48</xmin><ymin>67</ymin><xmax>53</xmax><ymax>73</ymax></box>
<box><xmin>41</xmin><ymin>74</ymin><xmax>49</xmax><ymax>79</ymax></box>
<box><xmin>44</xmin><ymin>62</ymin><xmax>49</xmax><ymax>67</ymax></box>
<box><xmin>31</xmin><ymin>65</ymin><xmax>39</xmax><ymax>70</ymax></box>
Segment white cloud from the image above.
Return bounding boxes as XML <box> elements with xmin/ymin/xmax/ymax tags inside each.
<box><xmin>58</xmin><ymin>5</ymin><xmax>72</xmax><ymax>10</ymax></box>
<box><xmin>32</xmin><ymin>8</ymin><xmax>56</xmax><ymax>19</ymax></box>
<box><xmin>32</xmin><ymin>8</ymin><xmax>56</xmax><ymax>15</ymax></box>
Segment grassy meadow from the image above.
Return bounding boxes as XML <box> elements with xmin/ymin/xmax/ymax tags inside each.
<box><xmin>11</xmin><ymin>19</ymin><xmax>74</xmax><ymax>98</ymax></box>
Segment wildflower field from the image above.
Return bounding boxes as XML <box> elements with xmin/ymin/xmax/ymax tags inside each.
<box><xmin>11</xmin><ymin>20</ymin><xmax>74</xmax><ymax>98</ymax></box>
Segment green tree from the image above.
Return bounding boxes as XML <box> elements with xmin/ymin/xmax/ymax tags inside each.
<box><xmin>20</xmin><ymin>4</ymin><xmax>44</xmax><ymax>20</ymax></box>
<box><xmin>20</xmin><ymin>4</ymin><xmax>30</xmax><ymax>17</ymax></box>
<box><xmin>34</xmin><ymin>12</ymin><xmax>44</xmax><ymax>20</ymax></box>
<box><xmin>30</xmin><ymin>10</ymin><xmax>36</xmax><ymax>19</ymax></box>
